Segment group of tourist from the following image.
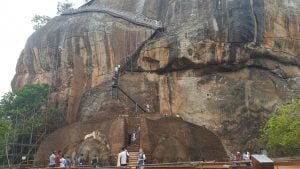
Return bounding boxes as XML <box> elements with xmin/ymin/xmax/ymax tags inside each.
<box><xmin>117</xmin><ymin>147</ymin><xmax>146</xmax><ymax>169</ymax></box>
<box><xmin>49</xmin><ymin>151</ymin><xmax>100</xmax><ymax>168</ymax></box>
<box><xmin>228</xmin><ymin>151</ymin><xmax>251</xmax><ymax>167</ymax></box>
<box><xmin>229</xmin><ymin>148</ymin><xmax>268</xmax><ymax>162</ymax></box>
<box><xmin>48</xmin><ymin>151</ymin><xmax>72</xmax><ymax>168</ymax></box>
<box><xmin>48</xmin><ymin>147</ymin><xmax>146</xmax><ymax>168</ymax></box>
<box><xmin>229</xmin><ymin>151</ymin><xmax>251</xmax><ymax>162</ymax></box>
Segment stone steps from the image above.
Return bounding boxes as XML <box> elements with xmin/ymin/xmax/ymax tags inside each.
<box><xmin>127</xmin><ymin>145</ymin><xmax>140</xmax><ymax>152</ymax></box>
<box><xmin>128</xmin><ymin>151</ymin><xmax>139</xmax><ymax>167</ymax></box>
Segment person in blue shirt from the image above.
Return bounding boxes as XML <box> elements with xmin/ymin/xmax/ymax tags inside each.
<box><xmin>137</xmin><ymin>148</ymin><xmax>146</xmax><ymax>169</ymax></box>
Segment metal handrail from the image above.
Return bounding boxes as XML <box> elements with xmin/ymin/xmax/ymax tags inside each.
<box><xmin>120</xmin><ymin>28</ymin><xmax>163</xmax><ymax>72</ymax></box>
<box><xmin>62</xmin><ymin>6</ymin><xmax>163</xmax><ymax>29</ymax></box>
<box><xmin>113</xmin><ymin>85</ymin><xmax>147</xmax><ymax>113</ymax></box>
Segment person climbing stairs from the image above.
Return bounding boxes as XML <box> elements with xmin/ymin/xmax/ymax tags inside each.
<box><xmin>126</xmin><ymin>116</ymin><xmax>142</xmax><ymax>168</ymax></box>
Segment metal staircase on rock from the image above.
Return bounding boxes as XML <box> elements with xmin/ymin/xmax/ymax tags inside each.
<box><xmin>112</xmin><ymin>85</ymin><xmax>147</xmax><ymax>113</ymax></box>
<box><xmin>120</xmin><ymin>28</ymin><xmax>163</xmax><ymax>72</ymax></box>
<box><xmin>110</xmin><ymin>26</ymin><xmax>161</xmax><ymax>166</ymax></box>
<box><xmin>66</xmin><ymin>2</ymin><xmax>165</xmax><ymax>168</ymax></box>
<box><xmin>111</xmin><ymin>23</ymin><xmax>163</xmax><ymax>112</ymax></box>
<box><xmin>62</xmin><ymin>5</ymin><xmax>163</xmax><ymax>29</ymax></box>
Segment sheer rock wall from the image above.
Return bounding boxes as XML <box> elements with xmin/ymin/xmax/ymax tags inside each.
<box><xmin>12</xmin><ymin>0</ymin><xmax>300</xmax><ymax>153</ymax></box>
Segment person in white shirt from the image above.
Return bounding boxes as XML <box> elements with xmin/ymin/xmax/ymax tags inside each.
<box><xmin>114</xmin><ymin>66</ymin><xmax>119</xmax><ymax>76</ymax></box>
<box><xmin>132</xmin><ymin>132</ymin><xmax>136</xmax><ymax>145</ymax></box>
<box><xmin>60</xmin><ymin>155</ymin><xmax>66</xmax><ymax>168</ymax></box>
<box><xmin>119</xmin><ymin>147</ymin><xmax>129</xmax><ymax>166</ymax></box>
<box><xmin>114</xmin><ymin>65</ymin><xmax>121</xmax><ymax>77</ymax></box>
<box><xmin>49</xmin><ymin>151</ymin><xmax>56</xmax><ymax>167</ymax></box>
<box><xmin>146</xmin><ymin>104</ymin><xmax>150</xmax><ymax>112</ymax></box>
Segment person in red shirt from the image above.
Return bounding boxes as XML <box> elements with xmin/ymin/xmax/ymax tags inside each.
<box><xmin>55</xmin><ymin>150</ymin><xmax>62</xmax><ymax>167</ymax></box>
<box><xmin>236</xmin><ymin>152</ymin><xmax>241</xmax><ymax>161</ymax></box>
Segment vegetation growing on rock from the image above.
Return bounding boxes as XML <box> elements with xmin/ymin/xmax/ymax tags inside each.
<box><xmin>261</xmin><ymin>100</ymin><xmax>300</xmax><ymax>156</ymax></box>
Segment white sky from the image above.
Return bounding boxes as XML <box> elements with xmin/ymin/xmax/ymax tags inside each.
<box><xmin>0</xmin><ymin>0</ymin><xmax>85</xmax><ymax>98</ymax></box>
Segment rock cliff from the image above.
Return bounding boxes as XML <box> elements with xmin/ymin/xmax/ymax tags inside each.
<box><xmin>12</xmin><ymin>0</ymin><xmax>300</xmax><ymax>162</ymax></box>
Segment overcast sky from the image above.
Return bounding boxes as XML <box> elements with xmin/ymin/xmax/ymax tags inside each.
<box><xmin>0</xmin><ymin>0</ymin><xmax>85</xmax><ymax>98</ymax></box>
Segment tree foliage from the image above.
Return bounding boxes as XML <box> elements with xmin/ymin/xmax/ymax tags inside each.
<box><xmin>31</xmin><ymin>0</ymin><xmax>74</xmax><ymax>30</ymax></box>
<box><xmin>0</xmin><ymin>84</ymin><xmax>49</xmax><ymax>164</ymax></box>
<box><xmin>261</xmin><ymin>100</ymin><xmax>300</xmax><ymax>156</ymax></box>
<box><xmin>0</xmin><ymin>119</ymin><xmax>11</xmax><ymax>157</ymax></box>
<box><xmin>31</xmin><ymin>15</ymin><xmax>52</xmax><ymax>30</ymax></box>
<box><xmin>56</xmin><ymin>0</ymin><xmax>74</xmax><ymax>15</ymax></box>
<box><xmin>1</xmin><ymin>84</ymin><xmax>49</xmax><ymax>118</ymax></box>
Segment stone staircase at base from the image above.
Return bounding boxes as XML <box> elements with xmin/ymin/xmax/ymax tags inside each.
<box><xmin>128</xmin><ymin>151</ymin><xmax>139</xmax><ymax>168</ymax></box>
<box><xmin>126</xmin><ymin>116</ymin><xmax>142</xmax><ymax>168</ymax></box>
<box><xmin>127</xmin><ymin>145</ymin><xmax>140</xmax><ymax>168</ymax></box>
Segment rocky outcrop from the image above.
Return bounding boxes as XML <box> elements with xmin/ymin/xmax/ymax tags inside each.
<box><xmin>34</xmin><ymin>115</ymin><xmax>125</xmax><ymax>165</ymax></box>
<box><xmin>12</xmin><ymin>0</ymin><xmax>300</xmax><ymax>161</ymax></box>
<box><xmin>147</xmin><ymin>117</ymin><xmax>226</xmax><ymax>162</ymax></box>
<box><xmin>135</xmin><ymin>0</ymin><xmax>300</xmax><ymax>152</ymax></box>
<box><xmin>34</xmin><ymin>116</ymin><xmax>227</xmax><ymax>164</ymax></box>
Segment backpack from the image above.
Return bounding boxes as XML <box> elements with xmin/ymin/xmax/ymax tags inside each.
<box><xmin>78</xmin><ymin>156</ymin><xmax>85</xmax><ymax>165</ymax></box>
<box><xmin>92</xmin><ymin>158</ymin><xmax>97</xmax><ymax>165</ymax></box>
<box><xmin>126</xmin><ymin>151</ymin><xmax>129</xmax><ymax>163</ymax></box>
<box><xmin>138</xmin><ymin>153</ymin><xmax>146</xmax><ymax>161</ymax></box>
<box><xmin>65</xmin><ymin>159</ymin><xmax>71</xmax><ymax>166</ymax></box>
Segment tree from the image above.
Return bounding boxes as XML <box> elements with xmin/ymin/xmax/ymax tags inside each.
<box><xmin>0</xmin><ymin>84</ymin><xmax>50</xmax><ymax>164</ymax></box>
<box><xmin>1</xmin><ymin>84</ymin><xmax>49</xmax><ymax>118</ymax></box>
<box><xmin>31</xmin><ymin>0</ymin><xmax>74</xmax><ymax>30</ymax></box>
<box><xmin>57</xmin><ymin>0</ymin><xmax>74</xmax><ymax>15</ymax></box>
<box><xmin>31</xmin><ymin>15</ymin><xmax>52</xmax><ymax>30</ymax></box>
<box><xmin>0</xmin><ymin>113</ymin><xmax>11</xmax><ymax>156</ymax></box>
<box><xmin>261</xmin><ymin>100</ymin><xmax>300</xmax><ymax>156</ymax></box>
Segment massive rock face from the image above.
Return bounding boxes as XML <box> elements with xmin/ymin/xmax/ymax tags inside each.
<box><xmin>12</xmin><ymin>0</ymin><xmax>300</xmax><ymax>161</ymax></box>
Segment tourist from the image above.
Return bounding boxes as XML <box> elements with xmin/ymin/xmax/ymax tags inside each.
<box><xmin>132</xmin><ymin>132</ymin><xmax>136</xmax><ymax>145</ymax></box>
<box><xmin>55</xmin><ymin>150</ymin><xmax>62</xmax><ymax>167</ymax></box>
<box><xmin>60</xmin><ymin>154</ymin><xmax>66</xmax><ymax>168</ymax></box>
<box><xmin>77</xmin><ymin>154</ymin><xmax>85</xmax><ymax>166</ymax></box>
<box><xmin>229</xmin><ymin>153</ymin><xmax>234</xmax><ymax>162</ymax></box>
<box><xmin>245</xmin><ymin>152</ymin><xmax>251</xmax><ymax>166</ymax></box>
<box><xmin>119</xmin><ymin>147</ymin><xmax>129</xmax><ymax>166</ymax></box>
<box><xmin>91</xmin><ymin>155</ymin><xmax>98</xmax><ymax>168</ymax></box>
<box><xmin>146</xmin><ymin>104</ymin><xmax>150</xmax><ymax>112</ymax></box>
<box><xmin>243</xmin><ymin>151</ymin><xmax>250</xmax><ymax>160</ymax></box>
<box><xmin>235</xmin><ymin>152</ymin><xmax>241</xmax><ymax>161</ymax></box>
<box><xmin>137</xmin><ymin>148</ymin><xmax>146</xmax><ymax>169</ymax></box>
<box><xmin>118</xmin><ymin>65</ymin><xmax>121</xmax><ymax>76</ymax></box>
<box><xmin>246</xmin><ymin>151</ymin><xmax>250</xmax><ymax>160</ymax></box>
<box><xmin>49</xmin><ymin>151</ymin><xmax>56</xmax><ymax>167</ymax></box>
<box><xmin>65</xmin><ymin>156</ymin><xmax>72</xmax><ymax>168</ymax></box>
<box><xmin>114</xmin><ymin>66</ymin><xmax>119</xmax><ymax>78</ymax></box>
<box><xmin>114</xmin><ymin>65</ymin><xmax>121</xmax><ymax>78</ymax></box>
